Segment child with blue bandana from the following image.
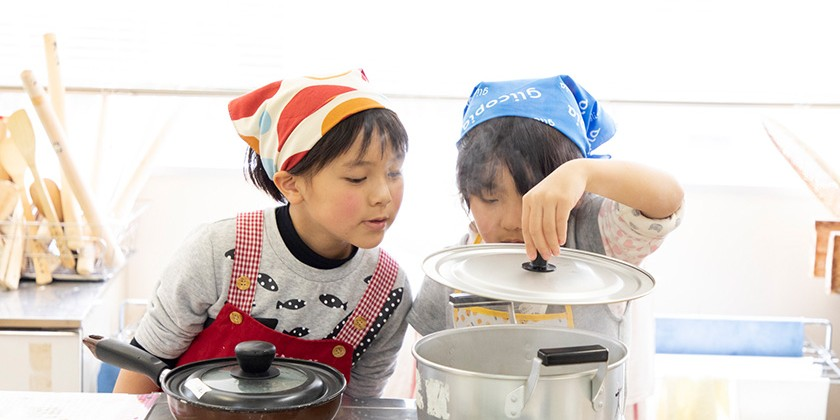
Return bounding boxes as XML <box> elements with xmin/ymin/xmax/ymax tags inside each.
<box><xmin>408</xmin><ymin>74</ymin><xmax>685</xmax><ymax>418</ymax></box>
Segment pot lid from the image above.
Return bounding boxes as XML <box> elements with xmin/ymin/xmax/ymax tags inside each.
<box><xmin>423</xmin><ymin>244</ymin><xmax>655</xmax><ymax>305</ymax></box>
<box><xmin>163</xmin><ymin>341</ymin><xmax>345</xmax><ymax>411</ymax></box>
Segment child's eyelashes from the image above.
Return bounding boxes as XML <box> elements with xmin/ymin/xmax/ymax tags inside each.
<box><xmin>343</xmin><ymin>171</ymin><xmax>402</xmax><ymax>184</ymax></box>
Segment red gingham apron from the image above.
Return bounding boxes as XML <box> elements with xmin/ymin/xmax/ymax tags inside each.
<box><xmin>176</xmin><ymin>210</ymin><xmax>399</xmax><ymax>384</ymax></box>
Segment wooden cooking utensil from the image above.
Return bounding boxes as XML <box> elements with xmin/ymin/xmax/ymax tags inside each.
<box><xmin>20</xmin><ymin>70</ymin><xmax>126</xmax><ymax>269</ymax></box>
<box><xmin>32</xmin><ymin>178</ymin><xmax>63</xmax><ymax>221</ymax></box>
<box><xmin>43</xmin><ymin>32</ymin><xmax>85</xmax><ymax>251</ymax></box>
<box><xmin>43</xmin><ymin>33</ymin><xmax>95</xmax><ymax>275</ymax></box>
<box><xmin>0</xmin><ymin>126</ymin><xmax>54</xmax><ymax>284</ymax></box>
<box><xmin>0</xmin><ymin>180</ymin><xmax>17</xmax><ymax>221</ymax></box>
<box><xmin>8</xmin><ymin>110</ymin><xmax>75</xmax><ymax>270</ymax></box>
<box><xmin>0</xmin><ymin>119</ymin><xmax>9</xmax><ymax>182</ymax></box>
<box><xmin>1</xmin><ymin>210</ymin><xmax>26</xmax><ymax>290</ymax></box>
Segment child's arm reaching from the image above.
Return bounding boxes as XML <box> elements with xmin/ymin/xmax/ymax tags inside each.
<box><xmin>522</xmin><ymin>158</ymin><xmax>684</xmax><ymax>261</ymax></box>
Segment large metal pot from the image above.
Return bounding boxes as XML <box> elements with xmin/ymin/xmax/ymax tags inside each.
<box><xmin>83</xmin><ymin>336</ymin><xmax>345</xmax><ymax>420</ymax></box>
<box><xmin>413</xmin><ymin>325</ymin><xmax>627</xmax><ymax>420</ymax></box>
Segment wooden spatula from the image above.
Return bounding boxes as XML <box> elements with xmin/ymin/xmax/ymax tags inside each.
<box><xmin>7</xmin><ymin>109</ymin><xmax>75</xmax><ymax>270</ymax></box>
<box><xmin>0</xmin><ymin>119</ymin><xmax>54</xmax><ymax>284</ymax></box>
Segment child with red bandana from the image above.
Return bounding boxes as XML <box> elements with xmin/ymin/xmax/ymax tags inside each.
<box><xmin>116</xmin><ymin>69</ymin><xmax>411</xmax><ymax>398</ymax></box>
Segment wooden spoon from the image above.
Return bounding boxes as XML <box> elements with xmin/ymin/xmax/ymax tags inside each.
<box><xmin>0</xmin><ymin>123</ymin><xmax>53</xmax><ymax>284</ymax></box>
<box><xmin>30</xmin><ymin>178</ymin><xmax>63</xmax><ymax>222</ymax></box>
<box><xmin>7</xmin><ymin>109</ymin><xmax>75</xmax><ymax>270</ymax></box>
<box><xmin>28</xmin><ymin>178</ymin><xmax>95</xmax><ymax>276</ymax></box>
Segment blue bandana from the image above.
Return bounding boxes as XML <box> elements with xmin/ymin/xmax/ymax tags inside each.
<box><xmin>460</xmin><ymin>75</ymin><xmax>615</xmax><ymax>158</ymax></box>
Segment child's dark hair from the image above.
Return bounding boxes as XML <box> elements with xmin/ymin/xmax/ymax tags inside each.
<box><xmin>245</xmin><ymin>108</ymin><xmax>408</xmax><ymax>203</ymax></box>
<box><xmin>456</xmin><ymin>116</ymin><xmax>583</xmax><ymax>209</ymax></box>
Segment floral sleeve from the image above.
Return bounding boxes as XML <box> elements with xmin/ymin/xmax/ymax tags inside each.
<box><xmin>599</xmin><ymin>200</ymin><xmax>684</xmax><ymax>266</ymax></box>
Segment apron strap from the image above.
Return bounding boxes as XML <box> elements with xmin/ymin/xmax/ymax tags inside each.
<box><xmin>335</xmin><ymin>249</ymin><xmax>399</xmax><ymax>348</ymax></box>
<box><xmin>227</xmin><ymin>210</ymin><xmax>264</xmax><ymax>314</ymax></box>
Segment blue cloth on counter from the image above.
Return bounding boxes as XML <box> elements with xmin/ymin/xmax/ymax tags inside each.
<box><xmin>655</xmin><ymin>317</ymin><xmax>805</xmax><ymax>357</ymax></box>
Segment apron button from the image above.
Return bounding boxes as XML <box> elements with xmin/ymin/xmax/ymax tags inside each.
<box><xmin>332</xmin><ymin>345</ymin><xmax>346</xmax><ymax>358</ymax></box>
<box><xmin>229</xmin><ymin>311</ymin><xmax>243</xmax><ymax>325</ymax></box>
<box><xmin>352</xmin><ymin>316</ymin><xmax>368</xmax><ymax>331</ymax></box>
<box><xmin>236</xmin><ymin>275</ymin><xmax>251</xmax><ymax>290</ymax></box>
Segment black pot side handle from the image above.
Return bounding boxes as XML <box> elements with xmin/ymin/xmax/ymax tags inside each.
<box><xmin>539</xmin><ymin>344</ymin><xmax>611</xmax><ymax>411</ymax></box>
<box><xmin>83</xmin><ymin>335</ymin><xmax>169</xmax><ymax>386</ymax></box>
<box><xmin>537</xmin><ymin>345</ymin><xmax>609</xmax><ymax>366</ymax></box>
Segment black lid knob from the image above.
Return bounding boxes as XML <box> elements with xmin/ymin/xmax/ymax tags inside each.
<box><xmin>232</xmin><ymin>341</ymin><xmax>280</xmax><ymax>379</ymax></box>
<box><xmin>522</xmin><ymin>253</ymin><xmax>556</xmax><ymax>272</ymax></box>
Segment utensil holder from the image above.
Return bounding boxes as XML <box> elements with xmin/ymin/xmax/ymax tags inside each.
<box><xmin>0</xmin><ymin>206</ymin><xmax>144</xmax><ymax>281</ymax></box>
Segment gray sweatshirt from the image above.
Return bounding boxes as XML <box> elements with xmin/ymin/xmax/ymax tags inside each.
<box><xmin>133</xmin><ymin>207</ymin><xmax>412</xmax><ymax>398</ymax></box>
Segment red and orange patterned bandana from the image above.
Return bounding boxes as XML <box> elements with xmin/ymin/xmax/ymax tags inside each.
<box><xmin>228</xmin><ymin>69</ymin><xmax>391</xmax><ymax>175</ymax></box>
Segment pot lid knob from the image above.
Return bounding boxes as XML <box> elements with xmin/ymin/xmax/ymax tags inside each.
<box><xmin>231</xmin><ymin>340</ymin><xmax>281</xmax><ymax>379</ymax></box>
<box><xmin>521</xmin><ymin>253</ymin><xmax>556</xmax><ymax>273</ymax></box>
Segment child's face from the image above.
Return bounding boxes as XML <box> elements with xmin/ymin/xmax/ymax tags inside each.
<box><xmin>467</xmin><ymin>168</ymin><xmax>524</xmax><ymax>244</ymax></box>
<box><xmin>291</xmin><ymin>131</ymin><xmax>404</xmax><ymax>258</ymax></box>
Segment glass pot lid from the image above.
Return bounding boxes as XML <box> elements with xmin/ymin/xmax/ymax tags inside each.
<box><xmin>423</xmin><ymin>244</ymin><xmax>655</xmax><ymax>305</ymax></box>
<box><xmin>163</xmin><ymin>341</ymin><xmax>345</xmax><ymax>410</ymax></box>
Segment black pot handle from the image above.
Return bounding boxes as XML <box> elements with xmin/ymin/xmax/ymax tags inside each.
<box><xmin>538</xmin><ymin>344</ymin><xmax>608</xmax><ymax>366</ymax></box>
<box><xmin>83</xmin><ymin>335</ymin><xmax>168</xmax><ymax>386</ymax></box>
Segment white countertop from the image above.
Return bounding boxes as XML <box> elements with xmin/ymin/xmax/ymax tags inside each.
<box><xmin>0</xmin><ymin>279</ymin><xmax>115</xmax><ymax>329</ymax></box>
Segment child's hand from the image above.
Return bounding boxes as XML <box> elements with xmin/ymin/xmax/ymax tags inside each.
<box><xmin>521</xmin><ymin>158</ymin><xmax>684</xmax><ymax>261</ymax></box>
<box><xmin>521</xmin><ymin>159</ymin><xmax>588</xmax><ymax>261</ymax></box>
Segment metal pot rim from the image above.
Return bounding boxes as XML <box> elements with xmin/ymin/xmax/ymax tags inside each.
<box><xmin>412</xmin><ymin>325</ymin><xmax>628</xmax><ymax>379</ymax></box>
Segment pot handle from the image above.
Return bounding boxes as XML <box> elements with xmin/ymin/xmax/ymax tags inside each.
<box><xmin>505</xmin><ymin>345</ymin><xmax>610</xmax><ymax>418</ymax></box>
<box><xmin>537</xmin><ymin>344</ymin><xmax>608</xmax><ymax>365</ymax></box>
<box><xmin>540</xmin><ymin>345</ymin><xmax>609</xmax><ymax>411</ymax></box>
<box><xmin>83</xmin><ymin>335</ymin><xmax>168</xmax><ymax>386</ymax></box>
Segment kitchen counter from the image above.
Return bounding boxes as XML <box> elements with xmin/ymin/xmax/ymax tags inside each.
<box><xmin>0</xmin><ymin>391</ymin><xmax>418</xmax><ymax>419</ymax></box>
<box><xmin>147</xmin><ymin>394</ymin><xmax>418</xmax><ymax>419</ymax></box>
<box><xmin>0</xmin><ymin>279</ymin><xmax>117</xmax><ymax>329</ymax></box>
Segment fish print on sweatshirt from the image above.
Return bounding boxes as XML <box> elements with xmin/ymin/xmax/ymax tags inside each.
<box><xmin>224</xmin><ymin>248</ymin><xmax>235</xmax><ymax>260</ymax></box>
<box><xmin>327</xmin><ymin>287</ymin><xmax>405</xmax><ymax>364</ymax></box>
<box><xmin>283</xmin><ymin>327</ymin><xmax>310</xmax><ymax>337</ymax></box>
<box><xmin>257</xmin><ymin>273</ymin><xmax>279</xmax><ymax>292</ymax></box>
<box><xmin>276</xmin><ymin>299</ymin><xmax>306</xmax><ymax>310</ymax></box>
<box><xmin>319</xmin><ymin>293</ymin><xmax>348</xmax><ymax>310</ymax></box>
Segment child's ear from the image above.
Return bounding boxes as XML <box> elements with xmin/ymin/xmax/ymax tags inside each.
<box><xmin>274</xmin><ymin>171</ymin><xmax>304</xmax><ymax>204</ymax></box>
